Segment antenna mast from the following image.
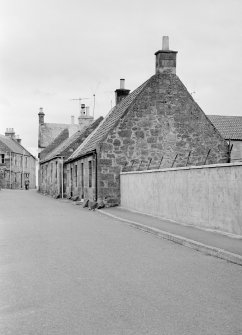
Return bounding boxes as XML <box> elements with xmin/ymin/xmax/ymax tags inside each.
<box><xmin>70</xmin><ymin>97</ymin><xmax>89</xmax><ymax>113</ymax></box>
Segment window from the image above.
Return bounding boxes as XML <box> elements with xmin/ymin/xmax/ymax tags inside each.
<box><xmin>50</xmin><ymin>163</ymin><xmax>53</xmax><ymax>182</ymax></box>
<box><xmin>88</xmin><ymin>161</ymin><xmax>92</xmax><ymax>188</ymax></box>
<box><xmin>56</xmin><ymin>161</ymin><xmax>58</xmax><ymax>179</ymax></box>
<box><xmin>25</xmin><ymin>157</ymin><xmax>28</xmax><ymax>168</ymax></box>
<box><xmin>75</xmin><ymin>165</ymin><xmax>77</xmax><ymax>187</ymax></box>
<box><xmin>20</xmin><ymin>155</ymin><xmax>23</xmax><ymax>167</ymax></box>
<box><xmin>0</xmin><ymin>154</ymin><xmax>5</xmax><ymax>164</ymax></box>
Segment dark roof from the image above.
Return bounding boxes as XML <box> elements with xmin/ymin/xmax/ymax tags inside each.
<box><xmin>66</xmin><ymin>79</ymin><xmax>149</xmax><ymax>162</ymax></box>
<box><xmin>39</xmin><ymin>128</ymin><xmax>69</xmax><ymax>161</ymax></box>
<box><xmin>0</xmin><ymin>134</ymin><xmax>36</xmax><ymax>159</ymax></box>
<box><xmin>40</xmin><ymin>117</ymin><xmax>103</xmax><ymax>163</ymax></box>
<box><xmin>207</xmin><ymin>115</ymin><xmax>242</xmax><ymax>140</ymax></box>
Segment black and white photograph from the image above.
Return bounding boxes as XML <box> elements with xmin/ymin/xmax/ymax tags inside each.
<box><xmin>0</xmin><ymin>0</ymin><xmax>242</xmax><ymax>334</ymax></box>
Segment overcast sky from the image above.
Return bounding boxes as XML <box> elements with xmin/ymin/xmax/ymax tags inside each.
<box><xmin>1</xmin><ymin>0</ymin><xmax>242</xmax><ymax>155</ymax></box>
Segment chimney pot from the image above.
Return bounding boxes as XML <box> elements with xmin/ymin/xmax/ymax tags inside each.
<box><xmin>162</xmin><ymin>36</ymin><xmax>169</xmax><ymax>50</ymax></box>
<box><xmin>120</xmin><ymin>79</ymin><xmax>125</xmax><ymax>89</ymax></box>
<box><xmin>38</xmin><ymin>107</ymin><xmax>45</xmax><ymax>124</ymax></box>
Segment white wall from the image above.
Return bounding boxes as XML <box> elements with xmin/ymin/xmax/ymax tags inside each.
<box><xmin>121</xmin><ymin>163</ymin><xmax>242</xmax><ymax>235</ymax></box>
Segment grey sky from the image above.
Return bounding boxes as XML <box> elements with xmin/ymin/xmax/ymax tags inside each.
<box><xmin>1</xmin><ymin>0</ymin><xmax>242</xmax><ymax>155</ymax></box>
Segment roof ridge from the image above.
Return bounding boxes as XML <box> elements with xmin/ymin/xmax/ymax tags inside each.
<box><xmin>66</xmin><ymin>77</ymin><xmax>151</xmax><ymax>162</ymax></box>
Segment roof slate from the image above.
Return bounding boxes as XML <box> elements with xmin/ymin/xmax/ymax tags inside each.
<box><xmin>207</xmin><ymin>115</ymin><xmax>242</xmax><ymax>140</ymax></box>
<box><xmin>40</xmin><ymin>117</ymin><xmax>103</xmax><ymax>163</ymax></box>
<box><xmin>0</xmin><ymin>134</ymin><xmax>35</xmax><ymax>158</ymax></box>
<box><xmin>66</xmin><ymin>79</ymin><xmax>149</xmax><ymax>162</ymax></box>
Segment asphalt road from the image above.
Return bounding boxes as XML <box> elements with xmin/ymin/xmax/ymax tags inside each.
<box><xmin>0</xmin><ymin>190</ymin><xmax>242</xmax><ymax>335</ymax></box>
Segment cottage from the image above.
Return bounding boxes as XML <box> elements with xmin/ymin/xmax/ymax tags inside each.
<box><xmin>64</xmin><ymin>36</ymin><xmax>229</xmax><ymax>206</ymax></box>
<box><xmin>207</xmin><ymin>115</ymin><xmax>242</xmax><ymax>161</ymax></box>
<box><xmin>39</xmin><ymin>117</ymin><xmax>103</xmax><ymax>198</ymax></box>
<box><xmin>0</xmin><ymin>128</ymin><xmax>36</xmax><ymax>189</ymax></box>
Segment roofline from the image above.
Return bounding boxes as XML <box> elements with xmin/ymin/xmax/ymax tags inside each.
<box><xmin>0</xmin><ymin>137</ymin><xmax>37</xmax><ymax>160</ymax></box>
<box><xmin>64</xmin><ymin>150</ymin><xmax>96</xmax><ymax>164</ymax></box>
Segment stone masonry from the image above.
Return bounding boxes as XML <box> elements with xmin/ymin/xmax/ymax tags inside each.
<box><xmin>98</xmin><ymin>73</ymin><xmax>229</xmax><ymax>205</ymax></box>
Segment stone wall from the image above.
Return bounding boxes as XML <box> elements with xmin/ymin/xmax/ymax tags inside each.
<box><xmin>39</xmin><ymin>158</ymin><xmax>62</xmax><ymax>196</ymax></box>
<box><xmin>120</xmin><ymin>163</ymin><xmax>242</xmax><ymax>235</ymax></box>
<box><xmin>99</xmin><ymin>74</ymin><xmax>229</xmax><ymax>205</ymax></box>
<box><xmin>64</xmin><ymin>154</ymin><xmax>96</xmax><ymax>201</ymax></box>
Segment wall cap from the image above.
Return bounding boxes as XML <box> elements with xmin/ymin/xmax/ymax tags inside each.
<box><xmin>121</xmin><ymin>161</ymin><xmax>242</xmax><ymax>175</ymax></box>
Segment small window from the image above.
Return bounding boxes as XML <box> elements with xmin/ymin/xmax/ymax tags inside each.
<box><xmin>89</xmin><ymin>161</ymin><xmax>92</xmax><ymax>188</ymax></box>
<box><xmin>25</xmin><ymin>157</ymin><xmax>28</xmax><ymax>168</ymax></box>
<box><xmin>50</xmin><ymin>163</ymin><xmax>53</xmax><ymax>182</ymax></box>
<box><xmin>56</xmin><ymin>161</ymin><xmax>58</xmax><ymax>179</ymax></box>
<box><xmin>1</xmin><ymin>154</ymin><xmax>5</xmax><ymax>164</ymax></box>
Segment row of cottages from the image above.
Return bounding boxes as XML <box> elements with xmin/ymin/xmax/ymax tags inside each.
<box><xmin>0</xmin><ymin>128</ymin><xmax>36</xmax><ymax>189</ymax></box>
<box><xmin>63</xmin><ymin>37</ymin><xmax>229</xmax><ymax>206</ymax></box>
<box><xmin>39</xmin><ymin>117</ymin><xmax>103</xmax><ymax>197</ymax></box>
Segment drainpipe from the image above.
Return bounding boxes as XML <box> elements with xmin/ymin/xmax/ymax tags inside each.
<box><xmin>95</xmin><ymin>150</ymin><xmax>98</xmax><ymax>202</ymax></box>
<box><xmin>61</xmin><ymin>157</ymin><xmax>64</xmax><ymax>198</ymax></box>
<box><xmin>9</xmin><ymin>152</ymin><xmax>11</xmax><ymax>189</ymax></box>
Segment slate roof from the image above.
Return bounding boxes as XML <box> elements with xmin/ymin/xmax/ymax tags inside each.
<box><xmin>39</xmin><ymin>128</ymin><xmax>69</xmax><ymax>161</ymax></box>
<box><xmin>207</xmin><ymin>115</ymin><xmax>242</xmax><ymax>140</ymax></box>
<box><xmin>66</xmin><ymin>79</ymin><xmax>149</xmax><ymax>162</ymax></box>
<box><xmin>0</xmin><ymin>134</ymin><xmax>36</xmax><ymax>158</ymax></box>
<box><xmin>39</xmin><ymin>123</ymin><xmax>80</xmax><ymax>149</ymax></box>
<box><xmin>40</xmin><ymin>117</ymin><xmax>103</xmax><ymax>163</ymax></box>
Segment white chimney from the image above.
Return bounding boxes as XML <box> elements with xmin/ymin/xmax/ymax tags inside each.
<box><xmin>71</xmin><ymin>115</ymin><xmax>75</xmax><ymax>124</ymax></box>
<box><xmin>120</xmin><ymin>79</ymin><xmax>125</xmax><ymax>89</ymax></box>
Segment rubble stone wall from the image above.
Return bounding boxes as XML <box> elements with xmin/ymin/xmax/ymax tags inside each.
<box><xmin>99</xmin><ymin>74</ymin><xmax>229</xmax><ymax>205</ymax></box>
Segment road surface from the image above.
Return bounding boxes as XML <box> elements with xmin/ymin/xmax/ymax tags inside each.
<box><xmin>0</xmin><ymin>189</ymin><xmax>241</xmax><ymax>334</ymax></box>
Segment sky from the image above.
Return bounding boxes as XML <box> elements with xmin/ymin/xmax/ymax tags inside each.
<box><xmin>0</xmin><ymin>0</ymin><xmax>242</xmax><ymax>156</ymax></box>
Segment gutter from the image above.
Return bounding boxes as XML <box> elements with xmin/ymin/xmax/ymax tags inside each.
<box><xmin>65</xmin><ymin>150</ymin><xmax>96</xmax><ymax>165</ymax></box>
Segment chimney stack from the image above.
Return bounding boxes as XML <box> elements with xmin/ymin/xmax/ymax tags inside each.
<box><xmin>115</xmin><ymin>79</ymin><xmax>130</xmax><ymax>105</ymax></box>
<box><xmin>80</xmin><ymin>104</ymin><xmax>86</xmax><ymax>116</ymax></box>
<box><xmin>15</xmin><ymin>135</ymin><xmax>22</xmax><ymax>144</ymax></box>
<box><xmin>38</xmin><ymin>107</ymin><xmax>45</xmax><ymax>125</ymax></box>
<box><xmin>5</xmin><ymin>128</ymin><xmax>15</xmax><ymax>139</ymax></box>
<box><xmin>155</xmin><ymin>36</ymin><xmax>177</xmax><ymax>74</ymax></box>
<box><xmin>71</xmin><ymin>115</ymin><xmax>75</xmax><ymax>124</ymax></box>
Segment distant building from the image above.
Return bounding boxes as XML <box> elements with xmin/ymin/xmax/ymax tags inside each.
<box><xmin>64</xmin><ymin>36</ymin><xmax>229</xmax><ymax>206</ymax></box>
<box><xmin>208</xmin><ymin>115</ymin><xmax>242</xmax><ymax>161</ymax></box>
<box><xmin>0</xmin><ymin>129</ymin><xmax>36</xmax><ymax>189</ymax></box>
<box><xmin>38</xmin><ymin>105</ymin><xmax>94</xmax><ymax>155</ymax></box>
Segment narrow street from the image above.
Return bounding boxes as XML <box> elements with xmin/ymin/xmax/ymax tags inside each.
<box><xmin>0</xmin><ymin>190</ymin><xmax>241</xmax><ymax>335</ymax></box>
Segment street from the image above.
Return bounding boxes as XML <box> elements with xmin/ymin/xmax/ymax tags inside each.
<box><xmin>0</xmin><ymin>190</ymin><xmax>241</xmax><ymax>335</ymax></box>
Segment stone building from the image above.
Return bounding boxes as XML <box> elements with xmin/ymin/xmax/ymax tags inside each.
<box><xmin>38</xmin><ymin>104</ymin><xmax>94</xmax><ymax>155</ymax></box>
<box><xmin>0</xmin><ymin>129</ymin><xmax>36</xmax><ymax>189</ymax></box>
<box><xmin>64</xmin><ymin>36</ymin><xmax>229</xmax><ymax>206</ymax></box>
<box><xmin>208</xmin><ymin>115</ymin><xmax>242</xmax><ymax>162</ymax></box>
<box><xmin>39</xmin><ymin>117</ymin><xmax>103</xmax><ymax>197</ymax></box>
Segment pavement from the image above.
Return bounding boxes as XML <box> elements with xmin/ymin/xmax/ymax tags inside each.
<box><xmin>98</xmin><ymin>206</ymin><xmax>242</xmax><ymax>266</ymax></box>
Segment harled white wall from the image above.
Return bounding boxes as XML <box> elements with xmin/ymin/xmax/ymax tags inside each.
<box><xmin>121</xmin><ymin>163</ymin><xmax>242</xmax><ymax>235</ymax></box>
